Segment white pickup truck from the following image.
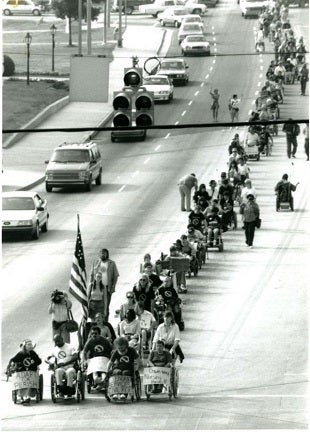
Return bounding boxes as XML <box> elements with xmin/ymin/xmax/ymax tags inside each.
<box><xmin>139</xmin><ymin>0</ymin><xmax>207</xmax><ymax>17</ymax></box>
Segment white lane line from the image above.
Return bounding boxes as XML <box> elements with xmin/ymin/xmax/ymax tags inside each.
<box><xmin>188</xmin><ymin>100</ymin><xmax>193</xmax><ymax>106</ymax></box>
<box><xmin>131</xmin><ymin>170</ymin><xmax>139</xmax><ymax>178</ymax></box>
<box><xmin>118</xmin><ymin>185</ymin><xmax>126</xmax><ymax>192</ymax></box>
<box><xmin>214</xmin><ymin>48</ymin><xmax>217</xmax><ymax>52</ymax></box>
<box><xmin>200</xmin><ymin>82</ymin><xmax>204</xmax><ymax>87</ymax></box>
<box><xmin>213</xmin><ymin>37</ymin><xmax>216</xmax><ymax>41</ymax></box>
<box><xmin>212</xmin><ymin>26</ymin><xmax>214</xmax><ymax>29</ymax></box>
<box><xmin>248</xmin><ymin>109</ymin><xmax>252</xmax><ymax>115</ymax></box>
<box><xmin>214</xmin><ymin>42</ymin><xmax>217</xmax><ymax>46</ymax></box>
<box><xmin>210</xmin><ymin>66</ymin><xmax>213</xmax><ymax>71</ymax></box>
<box><xmin>212</xmin><ymin>59</ymin><xmax>216</xmax><ymax>64</ymax></box>
<box><xmin>260</xmin><ymin>58</ymin><xmax>263</xmax><ymax>63</ymax></box>
<box><xmin>257</xmin><ymin>82</ymin><xmax>261</xmax><ymax>86</ymax></box>
<box><xmin>259</xmin><ymin>73</ymin><xmax>263</xmax><ymax>78</ymax></box>
<box><xmin>175</xmin><ymin>120</ymin><xmax>179</xmax><ymax>125</ymax></box>
<box><xmin>255</xmin><ymin>90</ymin><xmax>259</xmax><ymax>95</ymax></box>
<box><xmin>181</xmin><ymin>110</ymin><xmax>186</xmax><ymax>116</ymax></box>
<box><xmin>205</xmin><ymin>74</ymin><xmax>209</xmax><ymax>79</ymax></box>
<box><xmin>252</xmin><ymin>100</ymin><xmax>255</xmax><ymax>105</ymax></box>
<box><xmin>194</xmin><ymin>91</ymin><xmax>199</xmax><ymax>96</ymax></box>
<box><xmin>144</xmin><ymin>157</ymin><xmax>150</xmax><ymax>164</ymax></box>
<box><xmin>260</xmin><ymin>65</ymin><xmax>264</xmax><ymax>70</ymax></box>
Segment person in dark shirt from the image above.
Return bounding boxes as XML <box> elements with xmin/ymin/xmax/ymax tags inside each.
<box><xmin>132</xmin><ymin>274</ymin><xmax>154</xmax><ymax>313</ymax></box>
<box><xmin>220</xmin><ymin>191</ymin><xmax>234</xmax><ymax>228</ymax></box>
<box><xmin>9</xmin><ymin>339</ymin><xmax>42</xmax><ymax>404</ymax></box>
<box><xmin>193</xmin><ymin>184</ymin><xmax>210</xmax><ymax>205</ymax></box>
<box><xmin>147</xmin><ymin>340</ymin><xmax>173</xmax><ymax>392</ymax></box>
<box><xmin>205</xmin><ymin>207</ymin><xmax>222</xmax><ymax>246</ymax></box>
<box><xmin>144</xmin><ymin>263</ymin><xmax>162</xmax><ymax>300</ymax></box>
<box><xmin>188</xmin><ymin>205</ymin><xmax>206</xmax><ymax>233</ymax></box>
<box><xmin>219</xmin><ymin>179</ymin><xmax>234</xmax><ymax>201</ymax></box>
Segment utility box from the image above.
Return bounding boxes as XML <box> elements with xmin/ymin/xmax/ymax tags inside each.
<box><xmin>69</xmin><ymin>55</ymin><xmax>109</xmax><ymax>102</ymax></box>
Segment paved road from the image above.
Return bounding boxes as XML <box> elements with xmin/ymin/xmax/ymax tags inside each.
<box><xmin>1</xmin><ymin>1</ymin><xmax>309</xmax><ymax>430</ymax></box>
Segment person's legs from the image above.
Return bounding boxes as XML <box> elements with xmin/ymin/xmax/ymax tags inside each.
<box><xmin>244</xmin><ymin>222</ymin><xmax>250</xmax><ymax>245</ymax></box>
<box><xmin>305</xmin><ymin>138</ymin><xmax>309</xmax><ymax>160</ymax></box>
<box><xmin>286</xmin><ymin>136</ymin><xmax>292</xmax><ymax>158</ymax></box>
<box><xmin>66</xmin><ymin>367</ymin><xmax>76</xmax><ymax>388</ymax></box>
<box><xmin>178</xmin><ymin>185</ymin><xmax>186</xmax><ymax>211</ymax></box>
<box><xmin>207</xmin><ymin>228</ymin><xmax>213</xmax><ymax>243</ymax></box>
<box><xmin>213</xmin><ymin>228</ymin><xmax>219</xmax><ymax>241</ymax></box>
<box><xmin>184</xmin><ymin>186</ymin><xmax>191</xmax><ymax>211</ymax></box>
<box><xmin>248</xmin><ymin>221</ymin><xmax>256</xmax><ymax>246</ymax></box>
<box><xmin>59</xmin><ymin>323</ymin><xmax>70</xmax><ymax>343</ymax></box>
<box><xmin>291</xmin><ymin>137</ymin><xmax>298</xmax><ymax>157</ymax></box>
<box><xmin>55</xmin><ymin>368</ymin><xmax>66</xmax><ymax>386</ymax></box>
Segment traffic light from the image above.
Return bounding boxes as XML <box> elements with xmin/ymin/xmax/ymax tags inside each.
<box><xmin>135</xmin><ymin>90</ymin><xmax>154</xmax><ymax>127</ymax></box>
<box><xmin>123</xmin><ymin>67</ymin><xmax>143</xmax><ymax>87</ymax></box>
<box><xmin>112</xmin><ymin>91</ymin><xmax>132</xmax><ymax>127</ymax></box>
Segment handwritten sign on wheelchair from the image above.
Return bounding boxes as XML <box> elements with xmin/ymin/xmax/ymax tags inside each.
<box><xmin>170</xmin><ymin>257</ymin><xmax>190</xmax><ymax>273</ymax></box>
<box><xmin>143</xmin><ymin>367</ymin><xmax>171</xmax><ymax>385</ymax></box>
<box><xmin>140</xmin><ymin>314</ymin><xmax>152</xmax><ymax>330</ymax></box>
<box><xmin>12</xmin><ymin>371</ymin><xmax>38</xmax><ymax>390</ymax></box>
<box><xmin>108</xmin><ymin>375</ymin><xmax>132</xmax><ymax>394</ymax></box>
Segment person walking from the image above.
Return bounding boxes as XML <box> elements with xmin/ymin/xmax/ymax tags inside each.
<box><xmin>48</xmin><ymin>290</ymin><xmax>73</xmax><ymax>343</ymax></box>
<box><xmin>210</xmin><ymin>88</ymin><xmax>219</xmax><ymax>122</ymax></box>
<box><xmin>300</xmin><ymin>63</ymin><xmax>309</xmax><ymax>96</ymax></box>
<box><xmin>241</xmin><ymin>194</ymin><xmax>260</xmax><ymax>249</ymax></box>
<box><xmin>178</xmin><ymin>173</ymin><xmax>198</xmax><ymax>212</ymax></box>
<box><xmin>88</xmin><ymin>271</ymin><xmax>108</xmax><ymax>322</ymax></box>
<box><xmin>282</xmin><ymin>120</ymin><xmax>300</xmax><ymax>158</ymax></box>
<box><xmin>90</xmin><ymin>248</ymin><xmax>119</xmax><ymax>320</ymax></box>
<box><xmin>303</xmin><ymin>124</ymin><xmax>309</xmax><ymax>161</ymax></box>
<box><xmin>228</xmin><ymin>94</ymin><xmax>241</xmax><ymax>122</ymax></box>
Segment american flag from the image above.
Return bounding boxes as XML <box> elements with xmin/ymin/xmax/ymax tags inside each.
<box><xmin>69</xmin><ymin>215</ymin><xmax>88</xmax><ymax>324</ymax></box>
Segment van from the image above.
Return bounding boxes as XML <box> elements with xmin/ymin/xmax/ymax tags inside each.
<box><xmin>45</xmin><ymin>142</ymin><xmax>102</xmax><ymax>192</ymax></box>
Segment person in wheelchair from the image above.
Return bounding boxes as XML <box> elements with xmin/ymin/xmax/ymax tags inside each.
<box><xmin>220</xmin><ymin>191</ymin><xmax>234</xmax><ymax>228</ymax></box>
<box><xmin>119</xmin><ymin>309</ymin><xmax>141</xmax><ymax>349</ymax></box>
<box><xmin>152</xmin><ymin>311</ymin><xmax>184</xmax><ymax>363</ymax></box>
<box><xmin>156</xmin><ymin>276</ymin><xmax>184</xmax><ymax>329</ymax></box>
<box><xmin>117</xmin><ymin>291</ymin><xmax>136</xmax><ymax>321</ymax></box>
<box><xmin>147</xmin><ymin>340</ymin><xmax>173</xmax><ymax>393</ymax></box>
<box><xmin>82</xmin><ymin>325</ymin><xmax>113</xmax><ymax>391</ymax></box>
<box><xmin>188</xmin><ymin>205</ymin><xmax>206</xmax><ymax>233</ymax></box>
<box><xmin>187</xmin><ymin>224</ymin><xmax>206</xmax><ymax>265</ymax></box>
<box><xmin>93</xmin><ymin>312</ymin><xmax>116</xmax><ymax>342</ymax></box>
<box><xmin>46</xmin><ymin>334</ymin><xmax>78</xmax><ymax>397</ymax></box>
<box><xmin>275</xmin><ymin>173</ymin><xmax>298</xmax><ymax>210</ymax></box>
<box><xmin>205</xmin><ymin>207</ymin><xmax>222</xmax><ymax>247</ymax></box>
<box><xmin>107</xmin><ymin>337</ymin><xmax>139</xmax><ymax>401</ymax></box>
<box><xmin>8</xmin><ymin>339</ymin><xmax>42</xmax><ymax>404</ymax></box>
<box><xmin>135</xmin><ymin>301</ymin><xmax>157</xmax><ymax>352</ymax></box>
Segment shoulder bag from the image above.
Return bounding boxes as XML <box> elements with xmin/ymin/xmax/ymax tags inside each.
<box><xmin>256</xmin><ymin>218</ymin><xmax>262</xmax><ymax>229</ymax></box>
<box><xmin>66</xmin><ymin>308</ymin><xmax>79</xmax><ymax>333</ymax></box>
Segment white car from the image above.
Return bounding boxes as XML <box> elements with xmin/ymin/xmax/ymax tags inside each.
<box><xmin>157</xmin><ymin>7</ymin><xmax>188</xmax><ymax>27</ymax></box>
<box><xmin>181</xmin><ymin>14</ymin><xmax>204</xmax><ymax>30</ymax></box>
<box><xmin>142</xmin><ymin>75</ymin><xmax>174</xmax><ymax>102</ymax></box>
<box><xmin>181</xmin><ymin>34</ymin><xmax>210</xmax><ymax>55</ymax></box>
<box><xmin>2</xmin><ymin>191</ymin><xmax>49</xmax><ymax>239</ymax></box>
<box><xmin>178</xmin><ymin>22</ymin><xmax>203</xmax><ymax>43</ymax></box>
<box><xmin>178</xmin><ymin>0</ymin><xmax>207</xmax><ymax>15</ymax></box>
<box><xmin>239</xmin><ymin>0</ymin><xmax>269</xmax><ymax>18</ymax></box>
<box><xmin>2</xmin><ymin>0</ymin><xmax>42</xmax><ymax>16</ymax></box>
<box><xmin>158</xmin><ymin>58</ymin><xmax>189</xmax><ymax>85</ymax></box>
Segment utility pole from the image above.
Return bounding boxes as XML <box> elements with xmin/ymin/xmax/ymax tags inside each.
<box><xmin>78</xmin><ymin>0</ymin><xmax>82</xmax><ymax>55</ymax></box>
<box><xmin>103</xmin><ymin>0</ymin><xmax>107</xmax><ymax>45</ymax></box>
<box><xmin>118</xmin><ymin>0</ymin><xmax>123</xmax><ymax>48</ymax></box>
<box><xmin>87</xmin><ymin>0</ymin><xmax>92</xmax><ymax>54</ymax></box>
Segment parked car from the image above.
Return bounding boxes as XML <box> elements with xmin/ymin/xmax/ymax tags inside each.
<box><xmin>2</xmin><ymin>0</ymin><xmax>42</xmax><ymax>15</ymax></box>
<box><xmin>181</xmin><ymin>34</ymin><xmax>210</xmax><ymax>55</ymax></box>
<box><xmin>181</xmin><ymin>14</ymin><xmax>204</xmax><ymax>29</ymax></box>
<box><xmin>2</xmin><ymin>191</ymin><xmax>49</xmax><ymax>240</ymax></box>
<box><xmin>139</xmin><ymin>0</ymin><xmax>206</xmax><ymax>17</ymax></box>
<box><xmin>157</xmin><ymin>7</ymin><xmax>189</xmax><ymax>27</ymax></box>
<box><xmin>45</xmin><ymin>142</ymin><xmax>102</xmax><ymax>192</ymax></box>
<box><xmin>239</xmin><ymin>0</ymin><xmax>269</xmax><ymax>18</ymax></box>
<box><xmin>142</xmin><ymin>75</ymin><xmax>174</xmax><ymax>102</ymax></box>
<box><xmin>158</xmin><ymin>58</ymin><xmax>189</xmax><ymax>85</ymax></box>
<box><xmin>178</xmin><ymin>22</ymin><xmax>203</xmax><ymax>43</ymax></box>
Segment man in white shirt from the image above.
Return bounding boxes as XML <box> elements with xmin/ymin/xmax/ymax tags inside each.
<box><xmin>274</xmin><ymin>62</ymin><xmax>286</xmax><ymax>83</ymax></box>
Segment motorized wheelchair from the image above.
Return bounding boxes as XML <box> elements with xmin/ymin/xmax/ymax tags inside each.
<box><xmin>6</xmin><ymin>362</ymin><xmax>43</xmax><ymax>404</ymax></box>
<box><xmin>105</xmin><ymin>369</ymin><xmax>141</xmax><ymax>403</ymax></box>
<box><xmin>153</xmin><ymin>294</ymin><xmax>185</xmax><ymax>331</ymax></box>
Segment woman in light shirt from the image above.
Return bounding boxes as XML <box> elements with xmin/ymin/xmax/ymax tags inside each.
<box><xmin>152</xmin><ymin>311</ymin><xmax>184</xmax><ymax>363</ymax></box>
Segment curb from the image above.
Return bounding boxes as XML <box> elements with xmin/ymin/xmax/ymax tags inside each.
<box><xmin>3</xmin><ymin>96</ymin><xmax>70</xmax><ymax>149</ymax></box>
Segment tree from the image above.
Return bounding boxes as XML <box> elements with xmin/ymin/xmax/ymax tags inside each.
<box><xmin>52</xmin><ymin>0</ymin><xmax>102</xmax><ymax>47</ymax></box>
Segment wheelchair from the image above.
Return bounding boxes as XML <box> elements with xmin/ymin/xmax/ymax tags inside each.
<box><xmin>276</xmin><ymin>196</ymin><xmax>294</xmax><ymax>212</ymax></box>
<box><xmin>205</xmin><ymin>229</ymin><xmax>224</xmax><ymax>252</ymax></box>
<box><xmin>84</xmin><ymin>356</ymin><xmax>109</xmax><ymax>394</ymax></box>
<box><xmin>7</xmin><ymin>363</ymin><xmax>43</xmax><ymax>404</ymax></box>
<box><xmin>144</xmin><ymin>365</ymin><xmax>179</xmax><ymax>401</ymax></box>
<box><xmin>105</xmin><ymin>370</ymin><xmax>141</xmax><ymax>403</ymax></box>
<box><xmin>187</xmin><ymin>254</ymin><xmax>199</xmax><ymax>277</ymax></box>
<box><xmin>153</xmin><ymin>295</ymin><xmax>185</xmax><ymax>331</ymax></box>
<box><xmin>49</xmin><ymin>360</ymin><xmax>85</xmax><ymax>403</ymax></box>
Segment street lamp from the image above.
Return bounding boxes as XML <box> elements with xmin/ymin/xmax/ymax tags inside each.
<box><xmin>24</xmin><ymin>32</ymin><xmax>32</xmax><ymax>85</ymax></box>
<box><xmin>50</xmin><ymin>24</ymin><xmax>57</xmax><ymax>72</ymax></box>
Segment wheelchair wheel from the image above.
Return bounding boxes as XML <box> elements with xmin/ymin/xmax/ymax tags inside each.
<box><xmin>36</xmin><ymin>389</ymin><xmax>40</xmax><ymax>403</ymax></box>
<box><xmin>171</xmin><ymin>367</ymin><xmax>179</xmax><ymax>398</ymax></box>
<box><xmin>193</xmin><ymin>259</ymin><xmax>199</xmax><ymax>277</ymax></box>
<box><xmin>87</xmin><ymin>375</ymin><xmax>92</xmax><ymax>394</ymax></box>
<box><xmin>76</xmin><ymin>390</ymin><xmax>81</xmax><ymax>403</ymax></box>
<box><xmin>80</xmin><ymin>374</ymin><xmax>85</xmax><ymax>400</ymax></box>
<box><xmin>232</xmin><ymin>212</ymin><xmax>237</xmax><ymax>230</ymax></box>
<box><xmin>50</xmin><ymin>374</ymin><xmax>57</xmax><ymax>403</ymax></box>
<box><xmin>134</xmin><ymin>371</ymin><xmax>141</xmax><ymax>401</ymax></box>
<box><xmin>219</xmin><ymin>242</ymin><xmax>224</xmax><ymax>252</ymax></box>
<box><xmin>145</xmin><ymin>385</ymin><xmax>151</xmax><ymax>401</ymax></box>
<box><xmin>39</xmin><ymin>374</ymin><xmax>43</xmax><ymax>400</ymax></box>
<box><xmin>12</xmin><ymin>390</ymin><xmax>17</xmax><ymax>404</ymax></box>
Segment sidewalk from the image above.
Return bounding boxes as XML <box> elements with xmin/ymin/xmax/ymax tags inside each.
<box><xmin>2</xmin><ymin>25</ymin><xmax>169</xmax><ymax>192</ymax></box>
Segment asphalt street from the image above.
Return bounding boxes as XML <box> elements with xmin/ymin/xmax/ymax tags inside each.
<box><xmin>1</xmin><ymin>1</ymin><xmax>309</xmax><ymax>430</ymax></box>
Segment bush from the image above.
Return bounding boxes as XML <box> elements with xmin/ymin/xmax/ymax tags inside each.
<box><xmin>51</xmin><ymin>81</ymin><xmax>69</xmax><ymax>91</ymax></box>
<box><xmin>3</xmin><ymin>55</ymin><xmax>15</xmax><ymax>77</ymax></box>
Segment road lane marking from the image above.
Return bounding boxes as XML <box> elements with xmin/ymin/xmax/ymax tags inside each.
<box><xmin>213</xmin><ymin>37</ymin><xmax>216</xmax><ymax>41</ymax></box>
<box><xmin>248</xmin><ymin>109</ymin><xmax>252</xmax><ymax>115</ymax></box>
<box><xmin>144</xmin><ymin>157</ymin><xmax>150</xmax><ymax>164</ymax></box>
<box><xmin>200</xmin><ymin>82</ymin><xmax>204</xmax><ymax>87</ymax></box>
<box><xmin>260</xmin><ymin>58</ymin><xmax>263</xmax><ymax>63</ymax></box>
<box><xmin>205</xmin><ymin>74</ymin><xmax>209</xmax><ymax>79</ymax></box>
<box><xmin>212</xmin><ymin>59</ymin><xmax>216</xmax><ymax>64</ymax></box>
<box><xmin>118</xmin><ymin>185</ymin><xmax>126</xmax><ymax>192</ymax></box>
<box><xmin>175</xmin><ymin>121</ymin><xmax>179</xmax><ymax>125</ymax></box>
<box><xmin>252</xmin><ymin>100</ymin><xmax>255</xmax><ymax>105</ymax></box>
<box><xmin>260</xmin><ymin>65</ymin><xmax>264</xmax><ymax>70</ymax></box>
<box><xmin>210</xmin><ymin>66</ymin><xmax>213</xmax><ymax>71</ymax></box>
<box><xmin>257</xmin><ymin>82</ymin><xmax>261</xmax><ymax>86</ymax></box>
<box><xmin>194</xmin><ymin>91</ymin><xmax>199</xmax><ymax>96</ymax></box>
<box><xmin>181</xmin><ymin>110</ymin><xmax>186</xmax><ymax>116</ymax></box>
<box><xmin>131</xmin><ymin>170</ymin><xmax>139</xmax><ymax>178</ymax></box>
<box><xmin>188</xmin><ymin>100</ymin><xmax>193</xmax><ymax>106</ymax></box>
<box><xmin>214</xmin><ymin>48</ymin><xmax>217</xmax><ymax>52</ymax></box>
<box><xmin>255</xmin><ymin>90</ymin><xmax>259</xmax><ymax>95</ymax></box>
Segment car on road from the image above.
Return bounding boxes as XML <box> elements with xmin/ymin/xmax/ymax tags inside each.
<box><xmin>45</xmin><ymin>142</ymin><xmax>103</xmax><ymax>192</ymax></box>
<box><xmin>181</xmin><ymin>14</ymin><xmax>204</xmax><ymax>29</ymax></box>
<box><xmin>2</xmin><ymin>0</ymin><xmax>42</xmax><ymax>15</ymax></box>
<box><xmin>111</xmin><ymin>0</ymin><xmax>150</xmax><ymax>14</ymax></box>
<box><xmin>142</xmin><ymin>75</ymin><xmax>174</xmax><ymax>102</ymax></box>
<box><xmin>178</xmin><ymin>22</ymin><xmax>203</xmax><ymax>43</ymax></box>
<box><xmin>239</xmin><ymin>0</ymin><xmax>269</xmax><ymax>18</ymax></box>
<box><xmin>158</xmin><ymin>58</ymin><xmax>189</xmax><ymax>85</ymax></box>
<box><xmin>157</xmin><ymin>7</ymin><xmax>188</xmax><ymax>27</ymax></box>
<box><xmin>2</xmin><ymin>191</ymin><xmax>49</xmax><ymax>239</ymax></box>
<box><xmin>139</xmin><ymin>0</ymin><xmax>206</xmax><ymax>17</ymax></box>
<box><xmin>180</xmin><ymin>34</ymin><xmax>210</xmax><ymax>55</ymax></box>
